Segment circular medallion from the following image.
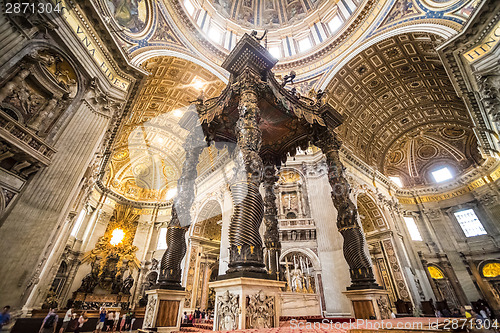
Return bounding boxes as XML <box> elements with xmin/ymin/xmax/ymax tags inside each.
<box><xmin>417</xmin><ymin>145</ymin><xmax>438</xmax><ymax>159</ymax></box>
<box><xmin>442</xmin><ymin>127</ymin><xmax>466</xmax><ymax>139</ymax></box>
<box><xmin>388</xmin><ymin>150</ymin><xmax>404</xmax><ymax>165</ymax></box>
<box><xmin>105</xmin><ymin>0</ymin><xmax>150</xmax><ymax>35</ymax></box>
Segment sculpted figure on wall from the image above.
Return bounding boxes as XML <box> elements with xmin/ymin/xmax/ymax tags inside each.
<box><xmin>478</xmin><ymin>73</ymin><xmax>500</xmax><ymax>123</ymax></box>
<box><xmin>216</xmin><ymin>290</ymin><xmax>239</xmax><ymax>331</ymax></box>
<box><xmin>246</xmin><ymin>290</ymin><xmax>274</xmax><ymax>329</ymax></box>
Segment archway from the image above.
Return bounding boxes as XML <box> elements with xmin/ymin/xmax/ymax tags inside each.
<box><xmin>184</xmin><ymin>200</ymin><xmax>223</xmax><ymax>312</ymax></box>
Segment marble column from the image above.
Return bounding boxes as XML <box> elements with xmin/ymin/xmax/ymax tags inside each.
<box><xmin>315</xmin><ymin>129</ymin><xmax>379</xmax><ymax>290</ymax></box>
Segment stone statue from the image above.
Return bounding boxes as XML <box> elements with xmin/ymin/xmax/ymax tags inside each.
<box><xmin>291</xmin><ymin>266</ymin><xmax>303</xmax><ymax>292</ymax></box>
<box><xmin>77</xmin><ymin>272</ymin><xmax>98</xmax><ymax>293</ymax></box>
<box><xmin>121</xmin><ymin>274</ymin><xmax>134</xmax><ymax>294</ymax></box>
<box><xmin>246</xmin><ymin>290</ymin><xmax>274</xmax><ymax>329</ymax></box>
<box><xmin>281</xmin><ymin>71</ymin><xmax>296</xmax><ymax>87</ymax></box>
<box><xmin>216</xmin><ymin>290</ymin><xmax>239</xmax><ymax>331</ymax></box>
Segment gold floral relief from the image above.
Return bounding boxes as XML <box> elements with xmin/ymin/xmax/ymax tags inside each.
<box><xmin>482</xmin><ymin>263</ymin><xmax>500</xmax><ymax>278</ymax></box>
<box><xmin>428</xmin><ymin>266</ymin><xmax>445</xmax><ymax>280</ymax></box>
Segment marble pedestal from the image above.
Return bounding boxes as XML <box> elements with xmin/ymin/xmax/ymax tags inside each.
<box><xmin>343</xmin><ymin>289</ymin><xmax>391</xmax><ymax>320</ymax></box>
<box><xmin>209</xmin><ymin>277</ymin><xmax>286</xmax><ymax>330</ymax></box>
<box><xmin>280</xmin><ymin>292</ymin><xmax>321</xmax><ymax>316</ymax></box>
<box><xmin>143</xmin><ymin>289</ymin><xmax>187</xmax><ymax>333</ymax></box>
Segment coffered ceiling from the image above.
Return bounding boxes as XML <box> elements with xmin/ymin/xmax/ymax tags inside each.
<box><xmin>326</xmin><ymin>32</ymin><xmax>482</xmax><ymax>186</ymax></box>
<box><xmin>105</xmin><ymin>57</ymin><xmax>226</xmax><ymax>202</ymax></box>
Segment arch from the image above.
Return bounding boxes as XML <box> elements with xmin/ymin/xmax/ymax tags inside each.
<box><xmin>478</xmin><ymin>260</ymin><xmax>500</xmax><ymax>279</ymax></box>
<box><xmin>130</xmin><ymin>49</ymin><xmax>229</xmax><ymax>84</ymax></box>
<box><xmin>427</xmin><ymin>264</ymin><xmax>446</xmax><ymax>280</ymax></box>
<box><xmin>190</xmin><ymin>199</ymin><xmax>223</xmax><ymax>239</ymax></box>
<box><xmin>357</xmin><ymin>192</ymin><xmax>388</xmax><ymax>233</ymax></box>
<box><xmin>280</xmin><ymin>247</ymin><xmax>321</xmax><ymax>271</ymax></box>
<box><xmin>319</xmin><ymin>24</ymin><xmax>457</xmax><ymax>90</ymax></box>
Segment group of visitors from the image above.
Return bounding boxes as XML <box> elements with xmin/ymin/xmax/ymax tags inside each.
<box><xmin>94</xmin><ymin>308</ymin><xmax>135</xmax><ymax>332</ymax></box>
<box><xmin>16</xmin><ymin>306</ymin><xmax>136</xmax><ymax>333</ymax></box>
<box><xmin>182</xmin><ymin>308</ymin><xmax>212</xmax><ymax>324</ymax></box>
<box><xmin>40</xmin><ymin>308</ymin><xmax>88</xmax><ymax>333</ymax></box>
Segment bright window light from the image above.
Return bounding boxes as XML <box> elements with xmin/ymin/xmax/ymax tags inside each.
<box><xmin>298</xmin><ymin>37</ymin><xmax>312</xmax><ymax>52</ymax></box>
<box><xmin>166</xmin><ymin>187</ymin><xmax>178</xmax><ymax>200</ymax></box>
<box><xmin>268</xmin><ymin>46</ymin><xmax>281</xmax><ymax>59</ymax></box>
<box><xmin>404</xmin><ymin>216</ymin><xmax>423</xmax><ymax>241</ymax></box>
<box><xmin>71</xmin><ymin>209</ymin><xmax>86</xmax><ymax>237</ymax></box>
<box><xmin>432</xmin><ymin>167</ymin><xmax>453</xmax><ymax>183</ymax></box>
<box><xmin>184</xmin><ymin>0</ymin><xmax>195</xmax><ymax>16</ymax></box>
<box><xmin>454</xmin><ymin>209</ymin><xmax>487</xmax><ymax>237</ymax></box>
<box><xmin>208</xmin><ymin>26</ymin><xmax>222</xmax><ymax>44</ymax></box>
<box><xmin>157</xmin><ymin>228</ymin><xmax>168</xmax><ymax>250</ymax></box>
<box><xmin>389</xmin><ymin>176</ymin><xmax>403</xmax><ymax>187</ymax></box>
<box><xmin>328</xmin><ymin>16</ymin><xmax>342</xmax><ymax>34</ymax></box>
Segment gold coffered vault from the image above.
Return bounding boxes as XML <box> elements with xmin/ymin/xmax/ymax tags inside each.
<box><xmin>1</xmin><ymin>0</ymin><xmax>500</xmax><ymax>330</ymax></box>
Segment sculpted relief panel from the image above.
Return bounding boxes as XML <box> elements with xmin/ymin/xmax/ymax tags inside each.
<box><xmin>216</xmin><ymin>290</ymin><xmax>239</xmax><ymax>331</ymax></box>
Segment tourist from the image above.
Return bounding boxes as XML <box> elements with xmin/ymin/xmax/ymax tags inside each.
<box><xmin>124</xmin><ymin>312</ymin><xmax>132</xmax><ymax>330</ymax></box>
<box><xmin>188</xmin><ymin>311</ymin><xmax>193</xmax><ymax>323</ymax></box>
<box><xmin>183</xmin><ymin>311</ymin><xmax>188</xmax><ymax>324</ymax></box>
<box><xmin>59</xmin><ymin>307</ymin><xmax>74</xmax><ymax>333</ymax></box>
<box><xmin>95</xmin><ymin>308</ymin><xmax>107</xmax><ymax>333</ymax></box>
<box><xmin>114</xmin><ymin>310</ymin><xmax>120</xmax><ymax>331</ymax></box>
<box><xmin>201</xmin><ymin>309</ymin><xmax>206</xmax><ymax>321</ymax></box>
<box><xmin>0</xmin><ymin>306</ymin><xmax>11</xmax><ymax>331</ymax></box>
<box><xmin>195</xmin><ymin>308</ymin><xmax>200</xmax><ymax>322</ymax></box>
<box><xmin>119</xmin><ymin>313</ymin><xmax>126</xmax><ymax>332</ymax></box>
<box><xmin>106</xmin><ymin>310</ymin><xmax>114</xmax><ymax>331</ymax></box>
<box><xmin>74</xmin><ymin>312</ymin><xmax>88</xmax><ymax>333</ymax></box>
<box><xmin>39</xmin><ymin>308</ymin><xmax>59</xmax><ymax>333</ymax></box>
<box><xmin>128</xmin><ymin>312</ymin><xmax>136</xmax><ymax>332</ymax></box>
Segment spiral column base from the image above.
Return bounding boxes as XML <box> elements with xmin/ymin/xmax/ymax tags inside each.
<box><xmin>227</xmin><ymin>182</ymin><xmax>267</xmax><ymax>274</ymax></box>
<box><xmin>157</xmin><ymin>226</ymin><xmax>187</xmax><ymax>290</ymax></box>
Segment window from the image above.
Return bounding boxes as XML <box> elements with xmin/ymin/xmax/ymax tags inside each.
<box><xmin>268</xmin><ymin>46</ymin><xmax>281</xmax><ymax>59</ymax></box>
<box><xmin>432</xmin><ymin>166</ymin><xmax>453</xmax><ymax>183</ymax></box>
<box><xmin>454</xmin><ymin>209</ymin><xmax>487</xmax><ymax>237</ymax></box>
<box><xmin>403</xmin><ymin>216</ymin><xmax>423</xmax><ymax>241</ymax></box>
<box><xmin>298</xmin><ymin>37</ymin><xmax>312</xmax><ymax>52</ymax></box>
<box><xmin>157</xmin><ymin>228</ymin><xmax>168</xmax><ymax>250</ymax></box>
<box><xmin>389</xmin><ymin>176</ymin><xmax>403</xmax><ymax>187</ymax></box>
<box><xmin>208</xmin><ymin>26</ymin><xmax>222</xmax><ymax>44</ymax></box>
<box><xmin>184</xmin><ymin>0</ymin><xmax>196</xmax><ymax>16</ymax></box>
<box><xmin>328</xmin><ymin>16</ymin><xmax>342</xmax><ymax>34</ymax></box>
<box><xmin>70</xmin><ymin>209</ymin><xmax>86</xmax><ymax>237</ymax></box>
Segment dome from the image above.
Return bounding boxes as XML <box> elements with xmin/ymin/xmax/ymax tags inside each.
<box><xmin>180</xmin><ymin>0</ymin><xmax>367</xmax><ymax>59</ymax></box>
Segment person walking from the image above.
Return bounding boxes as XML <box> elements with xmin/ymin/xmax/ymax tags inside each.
<box><xmin>0</xmin><ymin>306</ymin><xmax>11</xmax><ymax>331</ymax></box>
<box><xmin>94</xmin><ymin>308</ymin><xmax>107</xmax><ymax>333</ymax></box>
<box><xmin>39</xmin><ymin>308</ymin><xmax>59</xmax><ymax>333</ymax></box>
<box><xmin>119</xmin><ymin>313</ymin><xmax>126</xmax><ymax>332</ymax></box>
<box><xmin>59</xmin><ymin>307</ymin><xmax>74</xmax><ymax>333</ymax></box>
<box><xmin>74</xmin><ymin>312</ymin><xmax>88</xmax><ymax>333</ymax></box>
<box><xmin>106</xmin><ymin>311</ymin><xmax>114</xmax><ymax>332</ymax></box>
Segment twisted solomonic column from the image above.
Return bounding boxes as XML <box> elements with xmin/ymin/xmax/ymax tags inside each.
<box><xmin>227</xmin><ymin>74</ymin><xmax>267</xmax><ymax>274</ymax></box>
<box><xmin>158</xmin><ymin>111</ymin><xmax>206</xmax><ymax>289</ymax></box>
<box><xmin>263</xmin><ymin>163</ymin><xmax>281</xmax><ymax>279</ymax></box>
<box><xmin>315</xmin><ymin>129</ymin><xmax>380</xmax><ymax>290</ymax></box>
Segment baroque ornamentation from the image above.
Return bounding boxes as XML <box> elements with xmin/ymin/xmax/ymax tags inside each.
<box><xmin>216</xmin><ymin>290</ymin><xmax>239</xmax><ymax>331</ymax></box>
<box><xmin>144</xmin><ymin>294</ymin><xmax>157</xmax><ymax>328</ymax></box>
<box><xmin>246</xmin><ymin>290</ymin><xmax>275</xmax><ymax>329</ymax></box>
